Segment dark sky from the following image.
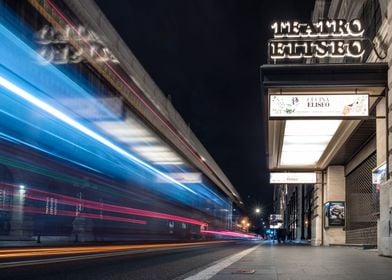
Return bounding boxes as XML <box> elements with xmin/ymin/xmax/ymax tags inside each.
<box><xmin>95</xmin><ymin>0</ymin><xmax>315</xmax><ymax>217</ymax></box>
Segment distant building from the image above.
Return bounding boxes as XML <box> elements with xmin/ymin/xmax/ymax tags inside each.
<box><xmin>273</xmin><ymin>185</ymin><xmax>313</xmax><ymax>241</ymax></box>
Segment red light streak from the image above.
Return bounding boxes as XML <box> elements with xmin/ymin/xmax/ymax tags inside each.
<box><xmin>7</xmin><ymin>183</ymin><xmax>207</xmax><ymax>226</ymax></box>
<box><xmin>12</xmin><ymin>205</ymin><xmax>146</xmax><ymax>225</ymax></box>
<box><xmin>201</xmin><ymin>230</ymin><xmax>255</xmax><ymax>239</ymax></box>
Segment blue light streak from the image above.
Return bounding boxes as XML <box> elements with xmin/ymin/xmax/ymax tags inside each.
<box><xmin>0</xmin><ymin>12</ymin><xmax>229</xmax><ymax>212</ymax></box>
<box><xmin>0</xmin><ymin>72</ymin><xmax>197</xmax><ymax>196</ymax></box>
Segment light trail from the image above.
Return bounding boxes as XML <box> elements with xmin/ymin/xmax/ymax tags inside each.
<box><xmin>45</xmin><ymin>0</ymin><xmax>238</xmax><ymax>201</ymax></box>
<box><xmin>10</xmin><ymin>205</ymin><xmax>147</xmax><ymax>225</ymax></box>
<box><xmin>201</xmin><ymin>230</ymin><xmax>256</xmax><ymax>239</ymax></box>
<box><xmin>0</xmin><ymin>73</ymin><xmax>196</xmax><ymax>196</ymax></box>
<box><xmin>0</xmin><ymin>9</ymin><xmax>232</xmax><ymax>213</ymax></box>
<box><xmin>3</xmin><ymin>182</ymin><xmax>208</xmax><ymax>227</ymax></box>
<box><xmin>0</xmin><ymin>241</ymin><xmax>229</xmax><ymax>259</ymax></box>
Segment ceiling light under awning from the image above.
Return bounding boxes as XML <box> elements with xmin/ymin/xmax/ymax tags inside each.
<box><xmin>280</xmin><ymin>120</ymin><xmax>342</xmax><ymax>167</ymax></box>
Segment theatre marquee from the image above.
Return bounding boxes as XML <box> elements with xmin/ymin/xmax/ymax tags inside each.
<box><xmin>269</xmin><ymin>94</ymin><xmax>369</xmax><ymax>119</ymax></box>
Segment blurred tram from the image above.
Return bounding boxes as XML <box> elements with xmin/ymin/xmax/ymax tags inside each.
<box><xmin>0</xmin><ymin>0</ymin><xmax>245</xmax><ymax>243</ymax></box>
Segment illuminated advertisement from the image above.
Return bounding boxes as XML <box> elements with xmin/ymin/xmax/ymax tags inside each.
<box><xmin>269</xmin><ymin>94</ymin><xmax>369</xmax><ymax>118</ymax></box>
<box><xmin>324</xmin><ymin>202</ymin><xmax>345</xmax><ymax>227</ymax></box>
<box><xmin>372</xmin><ymin>162</ymin><xmax>387</xmax><ymax>185</ymax></box>
<box><xmin>269</xmin><ymin>19</ymin><xmax>365</xmax><ymax>60</ymax></box>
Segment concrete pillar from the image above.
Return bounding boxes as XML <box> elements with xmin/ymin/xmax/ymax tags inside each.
<box><xmin>377</xmin><ymin>97</ymin><xmax>386</xmax><ymax>166</ymax></box>
<box><xmin>377</xmin><ymin>97</ymin><xmax>387</xmax><ymax>253</ymax></box>
<box><xmin>323</xmin><ymin>166</ymin><xmax>345</xmax><ymax>246</ymax></box>
<box><xmin>378</xmin><ymin>181</ymin><xmax>392</xmax><ymax>255</ymax></box>
<box><xmin>311</xmin><ymin>171</ymin><xmax>323</xmax><ymax>246</ymax></box>
<box><xmin>379</xmin><ymin>0</ymin><xmax>392</xmax><ymax>257</ymax></box>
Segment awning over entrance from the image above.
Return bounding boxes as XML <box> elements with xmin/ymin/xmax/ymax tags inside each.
<box><xmin>261</xmin><ymin>63</ymin><xmax>388</xmax><ymax>171</ymax></box>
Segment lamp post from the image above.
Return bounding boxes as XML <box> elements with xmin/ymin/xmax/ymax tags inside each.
<box><xmin>250</xmin><ymin>207</ymin><xmax>261</xmax><ymax>235</ymax></box>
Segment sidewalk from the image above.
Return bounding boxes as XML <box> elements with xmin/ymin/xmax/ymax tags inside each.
<box><xmin>211</xmin><ymin>242</ymin><xmax>392</xmax><ymax>280</ymax></box>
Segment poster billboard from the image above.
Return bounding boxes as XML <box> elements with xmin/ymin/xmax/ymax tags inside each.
<box><xmin>372</xmin><ymin>162</ymin><xmax>386</xmax><ymax>186</ymax></box>
<box><xmin>269</xmin><ymin>94</ymin><xmax>369</xmax><ymax>119</ymax></box>
<box><xmin>324</xmin><ymin>202</ymin><xmax>345</xmax><ymax>227</ymax></box>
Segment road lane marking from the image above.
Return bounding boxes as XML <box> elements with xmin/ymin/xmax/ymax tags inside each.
<box><xmin>184</xmin><ymin>245</ymin><xmax>260</xmax><ymax>280</ymax></box>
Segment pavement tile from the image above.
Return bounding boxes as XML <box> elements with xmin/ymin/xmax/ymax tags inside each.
<box><xmin>209</xmin><ymin>242</ymin><xmax>392</xmax><ymax>280</ymax></box>
<box><xmin>212</xmin><ymin>274</ymin><xmax>277</xmax><ymax>280</ymax></box>
<box><xmin>277</xmin><ymin>273</ymin><xmax>350</xmax><ymax>280</ymax></box>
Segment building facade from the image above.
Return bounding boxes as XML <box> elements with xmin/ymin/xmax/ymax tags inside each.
<box><xmin>265</xmin><ymin>0</ymin><xmax>392</xmax><ymax>257</ymax></box>
<box><xmin>312</xmin><ymin>0</ymin><xmax>391</xmax><ymax>255</ymax></box>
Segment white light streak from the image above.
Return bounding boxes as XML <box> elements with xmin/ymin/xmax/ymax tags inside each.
<box><xmin>0</xmin><ymin>75</ymin><xmax>196</xmax><ymax>195</ymax></box>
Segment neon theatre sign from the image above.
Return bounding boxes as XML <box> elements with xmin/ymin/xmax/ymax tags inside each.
<box><xmin>269</xmin><ymin>19</ymin><xmax>365</xmax><ymax>60</ymax></box>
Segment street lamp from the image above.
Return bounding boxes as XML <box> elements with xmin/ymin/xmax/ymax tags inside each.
<box><xmin>19</xmin><ymin>184</ymin><xmax>25</xmax><ymax>193</ymax></box>
<box><xmin>255</xmin><ymin>208</ymin><xmax>261</xmax><ymax>214</ymax></box>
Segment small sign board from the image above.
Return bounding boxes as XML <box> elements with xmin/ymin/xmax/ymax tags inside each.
<box><xmin>270</xmin><ymin>172</ymin><xmax>316</xmax><ymax>184</ymax></box>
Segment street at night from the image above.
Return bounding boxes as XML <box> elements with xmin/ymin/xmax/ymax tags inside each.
<box><xmin>1</xmin><ymin>241</ymin><xmax>392</xmax><ymax>280</ymax></box>
<box><xmin>0</xmin><ymin>241</ymin><xmax>256</xmax><ymax>280</ymax></box>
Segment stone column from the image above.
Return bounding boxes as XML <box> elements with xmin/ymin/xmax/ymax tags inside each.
<box><xmin>377</xmin><ymin>97</ymin><xmax>386</xmax><ymax>166</ymax></box>
<box><xmin>379</xmin><ymin>0</ymin><xmax>392</xmax><ymax>257</ymax></box>
<box><xmin>311</xmin><ymin>171</ymin><xmax>323</xmax><ymax>246</ymax></box>
<box><xmin>323</xmin><ymin>166</ymin><xmax>346</xmax><ymax>246</ymax></box>
<box><xmin>377</xmin><ymin>97</ymin><xmax>388</xmax><ymax>254</ymax></box>
<box><xmin>379</xmin><ymin>1</ymin><xmax>392</xmax><ymax>257</ymax></box>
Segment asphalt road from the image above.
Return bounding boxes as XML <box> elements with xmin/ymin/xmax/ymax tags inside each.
<box><xmin>0</xmin><ymin>241</ymin><xmax>259</xmax><ymax>280</ymax></box>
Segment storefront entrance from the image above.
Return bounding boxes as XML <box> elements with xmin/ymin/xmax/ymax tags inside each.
<box><xmin>262</xmin><ymin>63</ymin><xmax>388</xmax><ymax>247</ymax></box>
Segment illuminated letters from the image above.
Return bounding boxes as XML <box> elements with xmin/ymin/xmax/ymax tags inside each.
<box><xmin>269</xmin><ymin>19</ymin><xmax>365</xmax><ymax>60</ymax></box>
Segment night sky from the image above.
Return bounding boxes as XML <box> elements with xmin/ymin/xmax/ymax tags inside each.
<box><xmin>95</xmin><ymin>0</ymin><xmax>315</xmax><ymax>217</ymax></box>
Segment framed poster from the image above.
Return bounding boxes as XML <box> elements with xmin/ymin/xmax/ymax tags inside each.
<box><xmin>269</xmin><ymin>94</ymin><xmax>369</xmax><ymax>119</ymax></box>
<box><xmin>324</xmin><ymin>202</ymin><xmax>345</xmax><ymax>227</ymax></box>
